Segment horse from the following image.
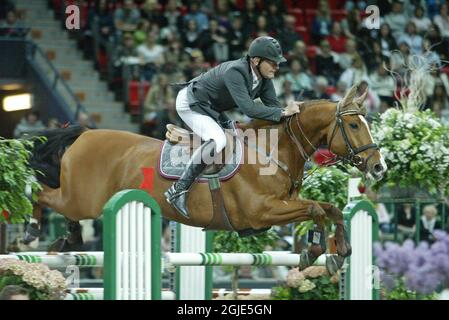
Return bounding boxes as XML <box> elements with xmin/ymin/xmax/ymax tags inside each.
<box><xmin>22</xmin><ymin>85</ymin><xmax>386</xmax><ymax>274</ymax></box>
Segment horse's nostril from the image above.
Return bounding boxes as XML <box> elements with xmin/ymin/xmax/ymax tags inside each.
<box><xmin>374</xmin><ymin>163</ymin><xmax>383</xmax><ymax>173</ymax></box>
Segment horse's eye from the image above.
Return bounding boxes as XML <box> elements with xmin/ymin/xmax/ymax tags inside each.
<box><xmin>349</xmin><ymin>123</ymin><xmax>359</xmax><ymax>129</ymax></box>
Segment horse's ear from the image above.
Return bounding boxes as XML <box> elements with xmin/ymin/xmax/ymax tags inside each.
<box><xmin>359</xmin><ymin>105</ymin><xmax>367</xmax><ymax>116</ymax></box>
<box><xmin>340</xmin><ymin>85</ymin><xmax>358</xmax><ymax>108</ymax></box>
<box><xmin>355</xmin><ymin>90</ymin><xmax>368</xmax><ymax>107</ymax></box>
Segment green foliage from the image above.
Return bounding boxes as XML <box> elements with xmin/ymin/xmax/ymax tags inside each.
<box><xmin>371</xmin><ymin>109</ymin><xmax>449</xmax><ymax>195</ymax></box>
<box><xmin>295</xmin><ymin>165</ymin><xmax>351</xmax><ymax>236</ymax></box>
<box><xmin>299</xmin><ymin>165</ymin><xmax>351</xmax><ymax>210</ymax></box>
<box><xmin>213</xmin><ymin>229</ymin><xmax>280</xmax><ymax>254</ymax></box>
<box><xmin>382</xmin><ymin>279</ymin><xmax>437</xmax><ymax>300</ymax></box>
<box><xmin>0</xmin><ymin>137</ymin><xmax>43</xmax><ymax>223</ymax></box>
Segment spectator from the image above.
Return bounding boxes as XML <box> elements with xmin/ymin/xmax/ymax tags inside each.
<box><xmin>419</xmin><ymin>204</ymin><xmax>441</xmax><ymax>243</ymax></box>
<box><xmin>0</xmin><ymin>0</ymin><xmax>14</xmax><ymax>20</ymax></box>
<box><xmin>137</xmin><ymin>33</ymin><xmax>165</xmax><ymax>81</ymax></box>
<box><xmin>148</xmin><ymin>96</ymin><xmax>183</xmax><ymax>140</ymax></box>
<box><xmin>141</xmin><ymin>0</ymin><xmax>163</xmax><ymax>26</ymax></box>
<box><xmin>252</xmin><ymin>14</ymin><xmax>272</xmax><ymax>38</ymax></box>
<box><xmin>183</xmin><ymin>49</ymin><xmax>210</xmax><ymax>80</ymax></box>
<box><xmin>215</xmin><ymin>0</ymin><xmax>232</xmax><ymax>32</ymax></box>
<box><xmin>327</xmin><ymin>21</ymin><xmax>347</xmax><ymax>54</ymax></box>
<box><xmin>364</xmin><ymin>41</ymin><xmax>389</xmax><ymax>73</ymax></box>
<box><xmin>384</xmin><ymin>1</ymin><xmax>408</xmax><ymax>39</ymax></box>
<box><xmin>162</xmin><ymin>37</ymin><xmax>189</xmax><ymax>79</ymax></box>
<box><xmin>377</xmin><ymin>23</ymin><xmax>397</xmax><ymax>58</ymax></box>
<box><xmin>311</xmin><ymin>0</ymin><xmax>332</xmax><ymax>44</ymax></box>
<box><xmin>311</xmin><ymin>76</ymin><xmax>331</xmax><ymax>100</ymax></box>
<box><xmin>340</xmin><ymin>7</ymin><xmax>362</xmax><ymax>39</ymax></box>
<box><xmin>339</xmin><ymin>54</ymin><xmax>369</xmax><ymax>88</ymax></box>
<box><xmin>330</xmin><ymin>80</ymin><xmax>348</xmax><ymax>102</ymax></box>
<box><xmin>390</xmin><ymin>40</ymin><xmax>411</xmax><ymax>76</ymax></box>
<box><xmin>114</xmin><ymin>0</ymin><xmax>141</xmax><ymax>35</ymax></box>
<box><xmin>315</xmin><ymin>39</ymin><xmax>341</xmax><ymax>85</ymax></box>
<box><xmin>143</xmin><ymin>73</ymin><xmax>174</xmax><ymax>117</ymax></box>
<box><xmin>397</xmin><ymin>203</ymin><xmax>416</xmax><ymax>241</ymax></box>
<box><xmin>337</xmin><ymin>38</ymin><xmax>359</xmax><ymax>70</ymax></box>
<box><xmin>369</xmin><ymin>63</ymin><xmax>396</xmax><ymax>107</ymax></box>
<box><xmin>411</xmin><ymin>5</ymin><xmax>431</xmax><ymax>34</ymax></box>
<box><xmin>427</xmin><ymin>23</ymin><xmax>449</xmax><ymax>62</ymax></box>
<box><xmin>113</xmin><ymin>32</ymin><xmax>140</xmax><ymax>84</ymax></box>
<box><xmin>265</xmin><ymin>1</ymin><xmax>285</xmax><ymax>35</ymax></box>
<box><xmin>228</xmin><ymin>15</ymin><xmax>248</xmax><ymax>60</ymax></box>
<box><xmin>199</xmin><ymin>19</ymin><xmax>230</xmax><ymax>63</ymax></box>
<box><xmin>279</xmin><ymin>15</ymin><xmax>303</xmax><ymax>55</ymax></box>
<box><xmin>181</xmin><ymin>18</ymin><xmax>201</xmax><ymax>50</ymax></box>
<box><xmin>428</xmin><ymin>82</ymin><xmax>449</xmax><ymax>117</ymax></box>
<box><xmin>0</xmin><ymin>285</ymin><xmax>30</xmax><ymax>300</ymax></box>
<box><xmin>278</xmin><ymin>80</ymin><xmax>296</xmax><ymax>106</ymax></box>
<box><xmin>0</xmin><ymin>10</ymin><xmax>26</xmax><ymax>37</ymax></box>
<box><xmin>183</xmin><ymin>1</ymin><xmax>209</xmax><ymax>32</ymax></box>
<box><xmin>241</xmin><ymin>0</ymin><xmax>260</xmax><ymax>36</ymax></box>
<box><xmin>289</xmin><ymin>40</ymin><xmax>310</xmax><ymax>73</ymax></box>
<box><xmin>159</xmin><ymin>0</ymin><xmax>183</xmax><ymax>38</ymax></box>
<box><xmin>84</xmin><ymin>0</ymin><xmax>115</xmax><ymax>59</ymax></box>
<box><xmin>13</xmin><ymin>110</ymin><xmax>46</xmax><ymax>138</ymax></box>
<box><xmin>398</xmin><ymin>22</ymin><xmax>423</xmax><ymax>55</ymax></box>
<box><xmin>283</xmin><ymin>59</ymin><xmax>313</xmax><ymax>97</ymax></box>
<box><xmin>433</xmin><ymin>2</ymin><xmax>449</xmax><ymax>38</ymax></box>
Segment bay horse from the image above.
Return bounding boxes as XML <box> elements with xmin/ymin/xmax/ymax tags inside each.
<box><xmin>23</xmin><ymin>85</ymin><xmax>386</xmax><ymax>274</ymax></box>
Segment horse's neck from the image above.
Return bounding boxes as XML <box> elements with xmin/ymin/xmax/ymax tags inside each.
<box><xmin>277</xmin><ymin>101</ymin><xmax>336</xmax><ymax>172</ymax></box>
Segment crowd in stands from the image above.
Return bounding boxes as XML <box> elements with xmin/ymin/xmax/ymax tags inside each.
<box><xmin>33</xmin><ymin>0</ymin><xmax>447</xmax><ymax>136</ymax></box>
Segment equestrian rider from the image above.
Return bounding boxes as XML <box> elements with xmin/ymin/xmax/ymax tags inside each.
<box><xmin>165</xmin><ymin>36</ymin><xmax>301</xmax><ymax>218</ymax></box>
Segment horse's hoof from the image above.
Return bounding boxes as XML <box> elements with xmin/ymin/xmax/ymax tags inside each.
<box><xmin>48</xmin><ymin>238</ymin><xmax>69</xmax><ymax>252</ymax></box>
<box><xmin>325</xmin><ymin>255</ymin><xmax>345</xmax><ymax>275</ymax></box>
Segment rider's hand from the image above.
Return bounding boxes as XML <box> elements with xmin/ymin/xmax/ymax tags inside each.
<box><xmin>283</xmin><ymin>101</ymin><xmax>301</xmax><ymax>117</ymax></box>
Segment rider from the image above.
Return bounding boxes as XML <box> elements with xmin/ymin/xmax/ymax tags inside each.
<box><xmin>165</xmin><ymin>36</ymin><xmax>301</xmax><ymax>218</ymax></box>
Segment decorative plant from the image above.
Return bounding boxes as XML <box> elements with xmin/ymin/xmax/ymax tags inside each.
<box><xmin>371</xmin><ymin>109</ymin><xmax>449</xmax><ymax>195</ymax></box>
<box><xmin>374</xmin><ymin>231</ymin><xmax>449</xmax><ymax>300</ymax></box>
<box><xmin>271</xmin><ymin>266</ymin><xmax>339</xmax><ymax>300</ymax></box>
<box><xmin>0</xmin><ymin>137</ymin><xmax>43</xmax><ymax>223</ymax></box>
<box><xmin>0</xmin><ymin>259</ymin><xmax>66</xmax><ymax>300</ymax></box>
<box><xmin>371</xmin><ymin>54</ymin><xmax>449</xmax><ymax>196</ymax></box>
<box><xmin>213</xmin><ymin>230</ymin><xmax>279</xmax><ymax>299</ymax></box>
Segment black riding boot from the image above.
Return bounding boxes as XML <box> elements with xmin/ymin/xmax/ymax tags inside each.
<box><xmin>165</xmin><ymin>140</ymin><xmax>217</xmax><ymax>218</ymax></box>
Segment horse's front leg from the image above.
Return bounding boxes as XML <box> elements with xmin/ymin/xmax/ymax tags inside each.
<box><xmin>259</xmin><ymin>198</ymin><xmax>328</xmax><ymax>271</ymax></box>
<box><xmin>316</xmin><ymin>201</ymin><xmax>352</xmax><ymax>275</ymax></box>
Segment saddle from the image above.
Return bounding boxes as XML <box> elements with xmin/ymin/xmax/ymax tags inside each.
<box><xmin>160</xmin><ymin>124</ymin><xmax>242</xmax><ymax>181</ymax></box>
<box><xmin>159</xmin><ymin>124</ymin><xmax>269</xmax><ymax>237</ymax></box>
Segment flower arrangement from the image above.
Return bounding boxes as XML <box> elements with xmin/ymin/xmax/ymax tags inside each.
<box><xmin>0</xmin><ymin>259</ymin><xmax>66</xmax><ymax>300</ymax></box>
<box><xmin>371</xmin><ymin>109</ymin><xmax>449</xmax><ymax>195</ymax></box>
<box><xmin>271</xmin><ymin>266</ymin><xmax>340</xmax><ymax>300</ymax></box>
<box><xmin>374</xmin><ymin>231</ymin><xmax>449</xmax><ymax>300</ymax></box>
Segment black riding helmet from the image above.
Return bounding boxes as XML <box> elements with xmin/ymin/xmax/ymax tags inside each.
<box><xmin>248</xmin><ymin>36</ymin><xmax>287</xmax><ymax>64</ymax></box>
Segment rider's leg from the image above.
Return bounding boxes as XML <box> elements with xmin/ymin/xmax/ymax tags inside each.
<box><xmin>165</xmin><ymin>87</ymin><xmax>227</xmax><ymax>218</ymax></box>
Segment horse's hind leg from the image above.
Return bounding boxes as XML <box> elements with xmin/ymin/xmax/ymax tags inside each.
<box><xmin>48</xmin><ymin>220</ymin><xmax>84</xmax><ymax>252</ymax></box>
<box><xmin>37</xmin><ymin>185</ymin><xmax>84</xmax><ymax>252</ymax></box>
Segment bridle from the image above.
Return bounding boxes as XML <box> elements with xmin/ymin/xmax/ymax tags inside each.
<box><xmin>282</xmin><ymin>101</ymin><xmax>378</xmax><ymax>194</ymax></box>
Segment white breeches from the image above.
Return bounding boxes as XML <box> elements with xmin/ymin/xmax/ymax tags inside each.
<box><xmin>175</xmin><ymin>87</ymin><xmax>227</xmax><ymax>153</ymax></box>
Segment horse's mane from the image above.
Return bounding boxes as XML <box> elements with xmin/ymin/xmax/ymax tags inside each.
<box><xmin>239</xmin><ymin>99</ymin><xmax>332</xmax><ymax>130</ymax></box>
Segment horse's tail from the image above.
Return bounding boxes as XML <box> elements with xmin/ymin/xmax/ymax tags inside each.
<box><xmin>29</xmin><ymin>125</ymin><xmax>88</xmax><ymax>188</ymax></box>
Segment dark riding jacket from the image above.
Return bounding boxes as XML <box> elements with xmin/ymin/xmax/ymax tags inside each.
<box><xmin>176</xmin><ymin>55</ymin><xmax>283</xmax><ymax>123</ymax></box>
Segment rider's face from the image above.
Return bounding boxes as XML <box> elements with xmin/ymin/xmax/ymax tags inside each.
<box><xmin>259</xmin><ymin>59</ymin><xmax>279</xmax><ymax>79</ymax></box>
